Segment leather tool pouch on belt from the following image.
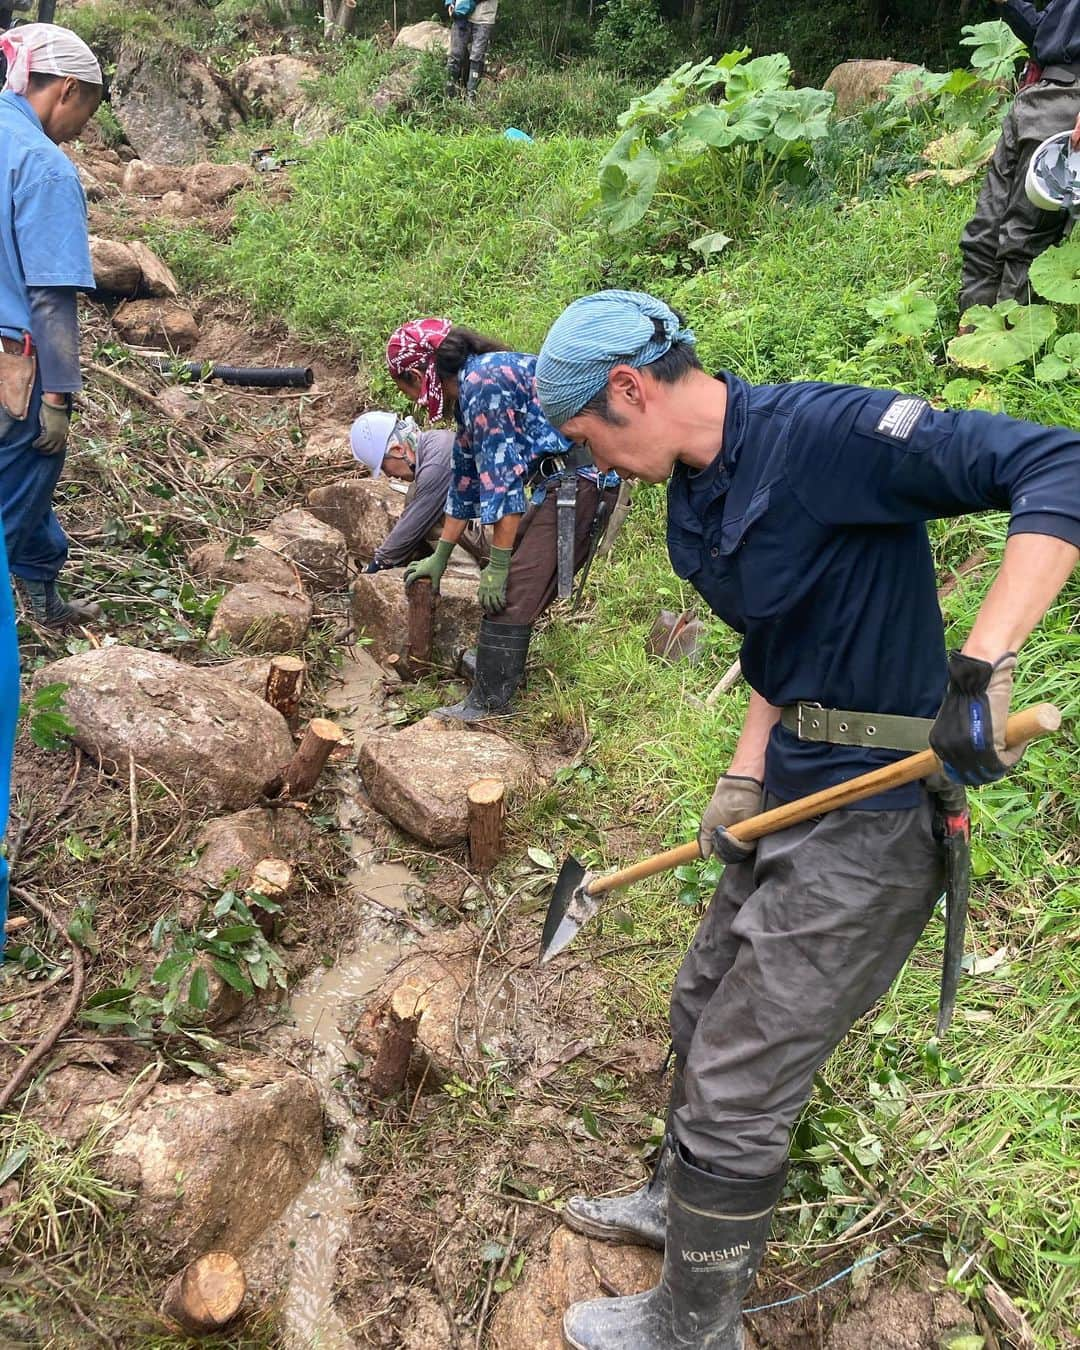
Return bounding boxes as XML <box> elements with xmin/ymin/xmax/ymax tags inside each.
<box><xmin>0</xmin><ymin>340</ymin><xmax>36</xmax><ymax>422</ymax></box>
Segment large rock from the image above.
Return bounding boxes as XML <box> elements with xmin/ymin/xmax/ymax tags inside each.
<box><xmin>111</xmin><ymin>47</ymin><xmax>244</xmax><ymax>165</ymax></box>
<box><xmin>106</xmin><ymin>1058</ymin><xmax>323</xmax><ymax>1271</ymax></box>
<box><xmin>208</xmin><ymin>581</ymin><xmax>313</xmax><ymax>652</ymax></box>
<box><xmin>89</xmin><ymin>236</ymin><xmax>141</xmax><ymax>295</ymax></box>
<box><xmin>232</xmin><ymin>54</ymin><xmax>319</xmax><ymax>119</ymax></box>
<box><xmin>823</xmin><ymin>59</ymin><xmax>919</xmax><ymax>114</ymax></box>
<box><xmin>256</xmin><ymin>508</ymin><xmax>348</xmax><ymax>591</ymax></box>
<box><xmin>189</xmin><ymin>538</ymin><xmax>301</xmax><ymax>590</ymax></box>
<box><xmin>490</xmin><ymin>1228</ymin><xmax>661</xmax><ymax>1350</ymax></box>
<box><xmin>372</xmin><ymin>66</ymin><xmax>416</xmax><ymax>116</ymax></box>
<box><xmin>38</xmin><ymin>645</ymin><xmax>293</xmax><ymax>809</ymax></box>
<box><xmin>127</xmin><ymin>240</ymin><xmax>180</xmax><ymax>298</ymax></box>
<box><xmin>186</xmin><ymin>807</ymin><xmax>316</xmax><ymax>893</ymax></box>
<box><xmin>205</xmin><ymin>655</ymin><xmax>275</xmax><ymax>698</ymax></box>
<box><xmin>358</xmin><ymin>716</ymin><xmax>533</xmax><ymax>847</ymax></box>
<box><xmin>121</xmin><ymin>159</ymin><xmax>180</xmax><ymax>197</ymax></box>
<box><xmin>351</xmin><ymin>563</ymin><xmax>479</xmax><ymax>668</ymax></box>
<box><xmin>393</xmin><ymin>21</ymin><xmax>451</xmax><ymax>53</ymax></box>
<box><xmin>306</xmin><ymin>476</ymin><xmax>408</xmax><ymax>558</ymax></box>
<box><xmin>183</xmin><ymin>161</ymin><xmax>253</xmax><ymax>205</ymax></box>
<box><xmin>112</xmin><ymin>299</ymin><xmax>200</xmax><ymax>352</ymax></box>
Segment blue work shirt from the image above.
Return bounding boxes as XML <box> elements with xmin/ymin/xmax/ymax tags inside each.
<box><xmin>447</xmin><ymin>351</ymin><xmax>618</xmax><ymax>523</ymax></box>
<box><xmin>1002</xmin><ymin>0</ymin><xmax>1080</xmax><ymax>67</ymax></box>
<box><xmin>0</xmin><ymin>91</ymin><xmax>95</xmax><ymax>343</ymax></box>
<box><xmin>668</xmin><ymin>374</ymin><xmax>1080</xmax><ymax>809</ymax></box>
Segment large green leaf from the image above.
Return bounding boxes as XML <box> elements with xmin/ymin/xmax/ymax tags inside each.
<box><xmin>1034</xmin><ymin>331</ymin><xmax>1080</xmax><ymax>381</ymax></box>
<box><xmin>678</xmin><ymin>106</ymin><xmax>737</xmax><ymax>150</ymax></box>
<box><xmin>725</xmin><ymin>98</ymin><xmax>774</xmax><ymax>143</ymax></box>
<box><xmin>769</xmin><ymin>88</ymin><xmax>834</xmax><ymax>143</ymax></box>
<box><xmin>960</xmin><ymin>19</ymin><xmax>1027</xmax><ymax>84</ymax></box>
<box><xmin>866</xmin><ymin>285</ymin><xmax>938</xmax><ymax>339</ymax></box>
<box><xmin>948</xmin><ymin>300</ymin><xmax>1057</xmax><ymax>371</ymax></box>
<box><xmin>689</xmin><ymin>231</ymin><xmax>732</xmax><ymax>261</ymax></box>
<box><xmin>1029</xmin><ymin>235</ymin><xmax>1080</xmax><ymax>303</ymax></box>
<box><xmin>598</xmin><ymin>145</ymin><xmax>661</xmax><ymax>233</ymax></box>
<box><xmin>725</xmin><ymin>52</ymin><xmax>791</xmax><ymax>101</ymax></box>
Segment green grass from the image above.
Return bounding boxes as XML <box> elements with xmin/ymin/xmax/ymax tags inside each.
<box><xmin>151</xmin><ymin>91</ymin><xmax>1080</xmax><ymax>1344</ymax></box>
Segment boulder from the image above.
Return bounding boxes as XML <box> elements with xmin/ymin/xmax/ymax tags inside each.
<box><xmin>358</xmin><ymin>716</ymin><xmax>533</xmax><ymax>847</ymax></box>
<box><xmin>823</xmin><ymin>59</ymin><xmax>919</xmax><ymax>114</ymax></box>
<box><xmin>87</xmin><ymin>155</ymin><xmax>126</xmax><ymax>189</ymax></box>
<box><xmin>203</xmin><ymin>655</ymin><xmax>275</xmax><ymax>698</ymax></box>
<box><xmin>382</xmin><ymin>947</ymin><xmax>475</xmax><ymax>1084</ymax></box>
<box><xmin>111</xmin><ymin>47</ymin><xmax>245</xmax><ymax>165</ymax></box>
<box><xmin>351</xmin><ymin>564</ymin><xmax>479</xmax><ymax>668</ymax></box>
<box><xmin>393</xmin><ymin>21</ymin><xmax>451</xmax><ymax>54</ymax></box>
<box><xmin>112</xmin><ymin>299</ymin><xmax>200</xmax><ymax>352</ymax></box>
<box><xmin>183</xmin><ymin>161</ymin><xmax>253</xmax><ymax>205</ymax></box>
<box><xmin>256</xmin><ymin>508</ymin><xmax>349</xmax><ymax>590</ymax></box>
<box><xmin>189</xmin><ymin>538</ymin><xmax>301</xmax><ymax>591</ymax></box>
<box><xmin>77</xmin><ymin>163</ymin><xmax>106</xmax><ymax>202</ymax></box>
<box><xmin>37</xmin><ymin>645</ymin><xmax>293</xmax><ymax>809</ymax></box>
<box><xmin>106</xmin><ymin>1058</ymin><xmax>323</xmax><ymax>1271</ymax></box>
<box><xmin>490</xmin><ymin>1228</ymin><xmax>661</xmax><ymax>1350</ymax></box>
<box><xmin>121</xmin><ymin>159</ymin><xmax>180</xmax><ymax>197</ymax></box>
<box><xmin>186</xmin><ymin>807</ymin><xmax>315</xmax><ymax>893</ymax></box>
<box><xmin>156</xmin><ymin>386</ymin><xmax>204</xmax><ymax>421</ymax></box>
<box><xmin>159</xmin><ymin>189</ymin><xmax>198</xmax><ymax>218</ymax></box>
<box><xmin>306</xmin><ymin>476</ymin><xmax>408</xmax><ymax>558</ymax></box>
<box><xmin>127</xmin><ymin>240</ymin><xmax>180</xmax><ymax>298</ymax></box>
<box><xmin>208</xmin><ymin>581</ymin><xmax>313</xmax><ymax>652</ymax></box>
<box><xmin>372</xmin><ymin>66</ymin><xmax>416</xmax><ymax>116</ymax></box>
<box><xmin>89</xmin><ymin>236</ymin><xmax>142</xmax><ymax>295</ymax></box>
<box><xmin>232</xmin><ymin>54</ymin><xmax>319</xmax><ymax>119</ymax></box>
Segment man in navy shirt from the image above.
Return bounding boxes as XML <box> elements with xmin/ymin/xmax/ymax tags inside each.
<box><xmin>960</xmin><ymin>0</ymin><xmax>1080</xmax><ymax>312</ymax></box>
<box><xmin>534</xmin><ymin>290</ymin><xmax>1079</xmax><ymax>1350</ymax></box>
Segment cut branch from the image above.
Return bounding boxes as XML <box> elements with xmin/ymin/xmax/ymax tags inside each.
<box><xmin>268</xmin><ymin>718</ymin><xmax>345</xmax><ymax>798</ymax></box>
<box><xmin>467</xmin><ymin>778</ymin><xmax>505</xmax><ymax>875</ymax></box>
<box><xmin>161</xmin><ymin>1252</ymin><xmax>246</xmax><ymax>1335</ymax></box>
<box><xmin>406</xmin><ymin>578</ymin><xmax>434</xmax><ymax>677</ymax></box>
<box><xmin>264</xmin><ymin>655</ymin><xmax>305</xmax><ymax>728</ymax></box>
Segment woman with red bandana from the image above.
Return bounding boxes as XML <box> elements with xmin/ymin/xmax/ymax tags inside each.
<box><xmin>385</xmin><ymin>318</ymin><xmax>620</xmax><ymax>721</ymax></box>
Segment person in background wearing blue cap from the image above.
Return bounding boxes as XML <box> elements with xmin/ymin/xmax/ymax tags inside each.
<box><xmin>960</xmin><ymin>0</ymin><xmax>1080</xmax><ymax>314</ymax></box>
<box><xmin>0</xmin><ymin>23</ymin><xmax>103</xmax><ymax>628</ymax></box>
<box><xmin>534</xmin><ymin>289</ymin><xmax>1079</xmax><ymax>1350</ymax></box>
<box><xmin>348</xmin><ymin>410</ymin><xmax>488</xmax><ymax>574</ymax></box>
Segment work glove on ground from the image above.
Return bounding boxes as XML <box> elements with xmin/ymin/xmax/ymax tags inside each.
<box><xmin>929</xmin><ymin>650</ymin><xmax>1027</xmax><ymax>785</ymax></box>
<box><xmin>404</xmin><ymin>539</ymin><xmax>455</xmax><ymax>593</ymax></box>
<box><xmin>698</xmin><ymin>774</ymin><xmax>762</xmax><ymax>863</ymax></box>
<box><xmin>34</xmin><ymin>400</ymin><xmax>70</xmax><ymax>456</ymax></box>
<box><xmin>477</xmin><ymin>546</ymin><xmax>512</xmax><ymax>615</ymax></box>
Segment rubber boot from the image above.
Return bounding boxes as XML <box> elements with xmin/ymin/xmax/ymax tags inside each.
<box><xmin>563</xmin><ymin>1059</ymin><xmax>685</xmax><ymax>1249</ymax></box>
<box><xmin>562</xmin><ymin>1147</ymin><xmax>785</xmax><ymax>1350</ymax></box>
<box><xmin>445</xmin><ymin>55</ymin><xmax>463</xmax><ymax>97</ymax></box>
<box><xmin>433</xmin><ymin>619</ymin><xmax>529</xmax><ymax>723</ymax></box>
<box><xmin>466</xmin><ymin>59</ymin><xmax>484</xmax><ymax>98</ymax></box>
<box><xmin>458</xmin><ymin>646</ymin><xmax>477</xmax><ymax>681</ymax></box>
<box><xmin>22</xmin><ymin>579</ymin><xmax>101</xmax><ymax>630</ymax></box>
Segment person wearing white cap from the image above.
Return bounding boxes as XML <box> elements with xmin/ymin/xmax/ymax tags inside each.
<box><xmin>0</xmin><ymin>23</ymin><xmax>103</xmax><ymax>628</ymax></box>
<box><xmin>349</xmin><ymin>411</ymin><xmax>487</xmax><ymax>573</ymax></box>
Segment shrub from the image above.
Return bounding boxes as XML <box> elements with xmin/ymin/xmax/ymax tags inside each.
<box><xmin>593</xmin><ymin>0</ymin><xmax>674</xmax><ymax>80</ymax></box>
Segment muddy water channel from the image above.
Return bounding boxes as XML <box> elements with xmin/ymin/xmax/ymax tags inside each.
<box><xmin>276</xmin><ymin>650</ymin><xmax>420</xmax><ymax>1349</ymax></box>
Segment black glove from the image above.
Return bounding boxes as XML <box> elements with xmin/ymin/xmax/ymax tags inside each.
<box><xmin>364</xmin><ymin>559</ymin><xmax>384</xmax><ymax>574</ymax></box>
<box><xmin>929</xmin><ymin>650</ymin><xmax>1027</xmax><ymax>785</ymax></box>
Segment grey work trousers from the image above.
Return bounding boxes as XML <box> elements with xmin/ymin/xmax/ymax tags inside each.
<box><xmin>449</xmin><ymin>16</ymin><xmax>493</xmax><ymax>74</ymax></box>
<box><xmin>671</xmin><ymin>795</ymin><xmax>944</xmax><ymax>1177</ymax></box>
<box><xmin>959</xmin><ymin>76</ymin><xmax>1080</xmax><ymax>313</ymax></box>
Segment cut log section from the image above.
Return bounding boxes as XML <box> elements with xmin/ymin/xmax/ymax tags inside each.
<box><xmin>247</xmin><ymin>857</ymin><xmax>294</xmax><ymax>935</ymax></box>
<box><xmin>161</xmin><ymin>1251</ymin><xmax>246</xmax><ymax>1335</ymax></box>
<box><xmin>367</xmin><ymin>1006</ymin><xmax>420</xmax><ymax>1101</ymax></box>
<box><xmin>467</xmin><ymin>777</ymin><xmax>505</xmax><ymax>875</ymax></box>
<box><xmin>264</xmin><ymin>655</ymin><xmax>305</xmax><ymax>727</ymax></box>
<box><xmin>271</xmin><ymin>717</ymin><xmax>345</xmax><ymax>798</ymax></box>
<box><xmin>406</xmin><ymin>577</ymin><xmax>434</xmax><ymax>677</ymax></box>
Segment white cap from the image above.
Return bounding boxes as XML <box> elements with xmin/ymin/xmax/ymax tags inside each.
<box><xmin>349</xmin><ymin>411</ymin><xmax>397</xmax><ymax>477</ymax></box>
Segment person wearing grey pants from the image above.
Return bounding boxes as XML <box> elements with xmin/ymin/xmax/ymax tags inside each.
<box><xmin>446</xmin><ymin>0</ymin><xmax>497</xmax><ymax>98</ymax></box>
<box><xmin>959</xmin><ymin>0</ymin><xmax>1080</xmax><ymax>313</ymax></box>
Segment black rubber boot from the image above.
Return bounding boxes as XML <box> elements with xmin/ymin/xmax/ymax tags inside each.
<box><xmin>562</xmin><ymin>1147</ymin><xmax>785</xmax><ymax>1350</ymax></box>
<box><xmin>563</xmin><ymin>1060</ymin><xmax>685</xmax><ymax>1249</ymax></box>
<box><xmin>23</xmin><ymin>579</ymin><xmax>101</xmax><ymax>630</ymax></box>
<box><xmin>466</xmin><ymin>59</ymin><xmax>484</xmax><ymax>97</ymax></box>
<box><xmin>445</xmin><ymin>55</ymin><xmax>463</xmax><ymax>96</ymax></box>
<box><xmin>433</xmin><ymin>619</ymin><xmax>529</xmax><ymax>723</ymax></box>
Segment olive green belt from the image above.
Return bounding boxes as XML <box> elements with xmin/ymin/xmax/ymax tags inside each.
<box><xmin>780</xmin><ymin>703</ymin><xmax>934</xmax><ymax>753</ymax></box>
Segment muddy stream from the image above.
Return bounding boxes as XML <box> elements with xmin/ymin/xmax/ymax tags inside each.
<box><xmin>276</xmin><ymin>649</ymin><xmax>419</xmax><ymax>1349</ymax></box>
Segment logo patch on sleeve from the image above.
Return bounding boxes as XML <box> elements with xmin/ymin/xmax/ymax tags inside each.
<box><xmin>875</xmin><ymin>396</ymin><xmax>928</xmax><ymax>442</ymax></box>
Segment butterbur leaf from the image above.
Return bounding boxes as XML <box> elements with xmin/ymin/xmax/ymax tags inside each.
<box><xmin>960</xmin><ymin>19</ymin><xmax>1027</xmax><ymax>85</ymax></box>
<box><xmin>947</xmin><ymin>300</ymin><xmax>1056</xmax><ymax>371</ymax></box>
<box><xmin>725</xmin><ymin>52</ymin><xmax>791</xmax><ymax>100</ymax></box>
<box><xmin>1029</xmin><ymin>235</ymin><xmax>1080</xmax><ymax>303</ymax></box>
<box><xmin>1035</xmin><ymin>331</ymin><xmax>1080</xmax><ymax>380</ymax></box>
<box><xmin>866</xmin><ymin>285</ymin><xmax>938</xmax><ymax>340</ymax></box>
<box><xmin>689</xmin><ymin>231</ymin><xmax>733</xmax><ymax>260</ymax></box>
<box><xmin>770</xmin><ymin>88</ymin><xmax>834</xmax><ymax>143</ymax></box>
<box><xmin>598</xmin><ymin>145</ymin><xmax>661</xmax><ymax>233</ymax></box>
<box><xmin>678</xmin><ymin>105</ymin><xmax>736</xmax><ymax>149</ymax></box>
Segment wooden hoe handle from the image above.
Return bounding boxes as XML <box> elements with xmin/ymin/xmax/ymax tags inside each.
<box><xmin>587</xmin><ymin>703</ymin><xmax>1062</xmax><ymax>898</ymax></box>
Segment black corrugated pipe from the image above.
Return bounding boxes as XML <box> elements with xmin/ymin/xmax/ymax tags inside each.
<box><xmin>152</xmin><ymin>361</ymin><xmax>315</xmax><ymax>388</ymax></box>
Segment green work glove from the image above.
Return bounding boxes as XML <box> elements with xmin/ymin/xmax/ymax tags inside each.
<box><xmin>404</xmin><ymin>539</ymin><xmax>455</xmax><ymax>593</ymax></box>
<box><xmin>477</xmin><ymin>546</ymin><xmax>513</xmax><ymax>615</ymax></box>
<box><xmin>34</xmin><ymin>399</ymin><xmax>70</xmax><ymax>456</ymax></box>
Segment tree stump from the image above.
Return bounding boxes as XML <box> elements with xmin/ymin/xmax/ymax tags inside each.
<box><xmin>368</xmin><ymin>1006</ymin><xmax>420</xmax><ymax>1101</ymax></box>
<box><xmin>467</xmin><ymin>778</ymin><xmax>505</xmax><ymax>875</ymax></box>
<box><xmin>264</xmin><ymin>655</ymin><xmax>305</xmax><ymax>728</ymax></box>
<box><xmin>161</xmin><ymin>1251</ymin><xmax>246</xmax><ymax>1335</ymax></box>
<box><xmin>272</xmin><ymin>717</ymin><xmax>345</xmax><ymax>798</ymax></box>
<box><xmin>406</xmin><ymin>577</ymin><xmax>434</xmax><ymax>678</ymax></box>
<box><xmin>247</xmin><ymin>858</ymin><xmax>294</xmax><ymax>936</ymax></box>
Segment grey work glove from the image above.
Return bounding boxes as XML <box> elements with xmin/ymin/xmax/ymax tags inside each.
<box><xmin>698</xmin><ymin>774</ymin><xmax>762</xmax><ymax>863</ymax></box>
<box><xmin>929</xmin><ymin>650</ymin><xmax>1029</xmax><ymax>786</ymax></box>
<box><xmin>34</xmin><ymin>400</ymin><xmax>70</xmax><ymax>456</ymax></box>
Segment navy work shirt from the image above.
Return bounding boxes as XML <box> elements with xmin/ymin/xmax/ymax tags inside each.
<box><xmin>667</xmin><ymin>374</ymin><xmax>1080</xmax><ymax>809</ymax></box>
<box><xmin>1002</xmin><ymin>0</ymin><xmax>1080</xmax><ymax>67</ymax></box>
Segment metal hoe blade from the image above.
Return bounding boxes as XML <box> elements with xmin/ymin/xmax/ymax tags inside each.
<box><xmin>539</xmin><ymin>856</ymin><xmax>600</xmax><ymax>965</ymax></box>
